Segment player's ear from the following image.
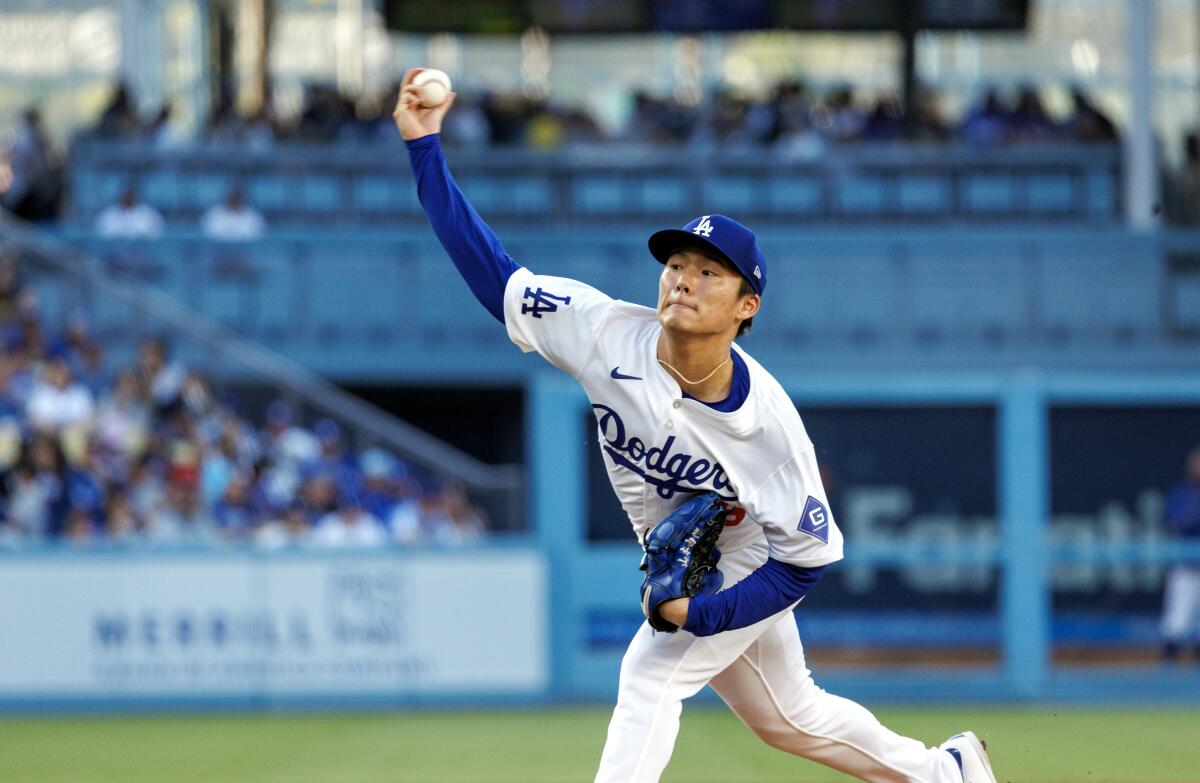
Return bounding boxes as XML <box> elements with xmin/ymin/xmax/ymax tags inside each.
<box><xmin>738</xmin><ymin>293</ymin><xmax>761</xmax><ymax>320</ymax></box>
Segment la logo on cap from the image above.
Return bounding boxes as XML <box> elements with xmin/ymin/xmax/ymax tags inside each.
<box><xmin>753</xmin><ymin>265</ymin><xmax>761</xmax><ymax>279</ymax></box>
<box><xmin>692</xmin><ymin>216</ymin><xmax>714</xmax><ymax>237</ymax></box>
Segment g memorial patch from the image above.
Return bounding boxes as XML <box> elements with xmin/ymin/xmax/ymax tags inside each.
<box><xmin>797</xmin><ymin>496</ymin><xmax>830</xmax><ymax>543</ymax></box>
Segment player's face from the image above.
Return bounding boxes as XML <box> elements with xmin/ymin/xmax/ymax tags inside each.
<box><xmin>657</xmin><ymin>249</ymin><xmax>758</xmax><ymax>338</ymax></box>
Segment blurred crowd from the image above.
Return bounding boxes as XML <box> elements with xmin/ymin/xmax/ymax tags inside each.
<box><xmin>4</xmin><ymin>78</ymin><xmax>1200</xmax><ymax>225</ymax></box>
<box><xmin>78</xmin><ymin>79</ymin><xmax>1123</xmax><ymax>151</ymax></box>
<box><xmin>93</xmin><ymin>182</ymin><xmax>267</xmax><ymax>241</ymax></box>
<box><xmin>0</xmin><ymin>255</ymin><xmax>488</xmax><ymax>549</ymax></box>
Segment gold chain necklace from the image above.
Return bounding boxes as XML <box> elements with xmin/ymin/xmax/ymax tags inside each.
<box><xmin>657</xmin><ymin>355</ymin><xmax>731</xmax><ymax>386</ymax></box>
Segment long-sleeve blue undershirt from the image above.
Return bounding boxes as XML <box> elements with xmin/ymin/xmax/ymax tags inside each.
<box><xmin>683</xmin><ymin>558</ymin><xmax>826</xmax><ymax>637</ymax></box>
<box><xmin>405</xmin><ymin>133</ymin><xmax>520</xmax><ymax>322</ymax></box>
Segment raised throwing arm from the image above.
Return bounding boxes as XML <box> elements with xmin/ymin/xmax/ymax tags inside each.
<box><xmin>394</xmin><ymin>68</ymin><xmax>520</xmax><ymax>323</ymax></box>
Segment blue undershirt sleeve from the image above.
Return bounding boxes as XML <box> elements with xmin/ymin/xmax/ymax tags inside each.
<box><xmin>405</xmin><ymin>133</ymin><xmax>521</xmax><ymax>323</ymax></box>
<box><xmin>682</xmin><ymin>558</ymin><xmax>826</xmax><ymax>637</ymax></box>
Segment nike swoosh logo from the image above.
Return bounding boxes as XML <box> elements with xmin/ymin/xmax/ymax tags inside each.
<box><xmin>610</xmin><ymin>367</ymin><xmax>642</xmax><ymax>381</ymax></box>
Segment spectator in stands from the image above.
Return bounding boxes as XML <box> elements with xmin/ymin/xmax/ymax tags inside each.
<box><xmin>94</xmin><ymin>370</ymin><xmax>149</xmax><ymax>459</ymax></box>
<box><xmin>5</xmin><ymin>461</ymin><xmax>52</xmax><ymax>540</ymax></box>
<box><xmin>859</xmin><ymin>97</ymin><xmax>906</xmax><ymax>142</ymax></box>
<box><xmin>311</xmin><ymin>489</ymin><xmax>386</xmax><ymax>548</ymax></box>
<box><xmin>308</xmin><ymin>417</ymin><xmax>362</xmax><ymax>499</ymax></box>
<box><xmin>151</xmin><ymin>480</ymin><xmax>218</xmax><ymax>545</ymax></box>
<box><xmin>525</xmin><ymin>102</ymin><xmax>567</xmax><ymax>150</ymax></box>
<box><xmin>712</xmin><ymin>90</ymin><xmax>753</xmax><ymax>145</ymax></box>
<box><xmin>434</xmin><ymin>483</ymin><xmax>488</xmax><ymax>545</ymax></box>
<box><xmin>481</xmin><ymin>91</ymin><xmax>533</xmax><ymax>145</ymax></box>
<box><xmin>910</xmin><ymin>90</ymin><xmax>951</xmax><ymax>143</ymax></box>
<box><xmin>258</xmin><ymin>399</ymin><xmax>317</xmax><ymax>507</ymax></box>
<box><xmin>1160</xmin><ymin>447</ymin><xmax>1200</xmax><ymax>664</ymax></box>
<box><xmin>25</xmin><ymin>435</ymin><xmax>70</xmax><ymax>538</ymax></box>
<box><xmin>295</xmin><ymin>84</ymin><xmax>353</xmax><ymax>142</ymax></box>
<box><xmin>959</xmin><ymin>88</ymin><xmax>1010</xmax><ymax>146</ymax></box>
<box><xmin>358</xmin><ymin>447</ymin><xmax>401</xmax><ymax>517</ymax></box>
<box><xmin>63</xmin><ymin>506</ymin><xmax>96</xmax><ymax>546</ymax></box>
<box><xmin>0</xmin><ymin>253</ymin><xmax>498</xmax><ymax>548</ymax></box>
<box><xmin>254</xmin><ymin>500</ymin><xmax>312</xmax><ymax>550</ymax></box>
<box><xmin>104</xmin><ymin>489</ymin><xmax>141</xmax><ymax>543</ymax></box>
<box><xmin>25</xmin><ymin>355</ymin><xmax>95</xmax><ymax>433</ymax></box>
<box><xmin>63</xmin><ymin>463</ymin><xmax>104</xmax><ymax>535</ymax></box>
<box><xmin>74</xmin><ymin>340</ymin><xmax>110</xmax><ymax>399</ymax></box>
<box><xmin>815</xmin><ymin>86</ymin><xmax>866</xmax><ymax>142</ymax></box>
<box><xmin>147</xmin><ymin>441</ymin><xmax>216</xmax><ymax>544</ymax></box>
<box><xmin>213</xmin><ymin>475</ymin><xmax>255</xmax><ymax>539</ymax></box>
<box><xmin>1165</xmin><ymin>132</ymin><xmax>1200</xmax><ymax>225</ymax></box>
<box><xmin>94</xmin><ymin>184</ymin><xmax>164</xmax><ymax>238</ymax></box>
<box><xmin>137</xmin><ymin>336</ymin><xmax>186</xmax><ymax>415</ymax></box>
<box><xmin>1007</xmin><ymin>85</ymin><xmax>1056</xmax><ymax>142</ymax></box>
<box><xmin>200</xmin><ymin>425</ymin><xmax>240</xmax><ymax>507</ymax></box>
<box><xmin>201</xmin><ymin>184</ymin><xmax>266</xmax><ymax>241</ymax></box>
<box><xmin>92</xmin><ymin>82</ymin><xmax>142</xmax><ymax>140</ymax></box>
<box><xmin>144</xmin><ymin>103</ymin><xmax>197</xmax><ymax>149</ymax></box>
<box><xmin>382</xmin><ymin>465</ymin><xmax>423</xmax><ymax>545</ymax></box>
<box><xmin>440</xmin><ymin>93</ymin><xmax>491</xmax><ymax>147</ymax></box>
<box><xmin>1</xmin><ymin>108</ymin><xmax>59</xmax><ymax>222</ymax></box>
<box><xmin>127</xmin><ymin>452</ymin><xmax>167</xmax><ymax>525</ymax></box>
<box><xmin>1062</xmin><ymin>87</ymin><xmax>1118</xmax><ymax>142</ymax></box>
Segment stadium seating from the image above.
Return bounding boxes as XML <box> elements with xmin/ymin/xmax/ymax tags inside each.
<box><xmin>68</xmin><ymin>141</ymin><xmax>1121</xmax><ymax>228</ymax></box>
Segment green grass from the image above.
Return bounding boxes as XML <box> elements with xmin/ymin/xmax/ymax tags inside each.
<box><xmin>1</xmin><ymin>706</ymin><xmax>1197</xmax><ymax>782</ymax></box>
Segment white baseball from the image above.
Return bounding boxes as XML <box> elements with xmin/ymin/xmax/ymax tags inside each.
<box><xmin>413</xmin><ymin>68</ymin><xmax>451</xmax><ymax>108</ymax></box>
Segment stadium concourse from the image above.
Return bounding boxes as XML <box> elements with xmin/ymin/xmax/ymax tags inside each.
<box><xmin>0</xmin><ymin>254</ymin><xmax>487</xmax><ymax>548</ymax></box>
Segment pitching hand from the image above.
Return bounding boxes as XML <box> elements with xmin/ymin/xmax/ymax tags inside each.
<box><xmin>393</xmin><ymin>68</ymin><xmax>457</xmax><ymax>141</ymax></box>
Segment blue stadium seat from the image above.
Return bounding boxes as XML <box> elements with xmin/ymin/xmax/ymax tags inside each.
<box><xmin>701</xmin><ymin>176</ymin><xmax>756</xmax><ymax>214</ymax></box>
<box><xmin>963</xmin><ymin>174</ymin><xmax>1016</xmax><ymax>214</ymax></box>
<box><xmin>1026</xmin><ymin>174</ymin><xmax>1075</xmax><ymax>214</ymax></box>
<box><xmin>835</xmin><ymin>174</ymin><xmax>886</xmax><ymax>215</ymax></box>
<box><xmin>638</xmin><ymin>178</ymin><xmax>688</xmax><ymax>215</ymax></box>
<box><xmin>767</xmin><ymin>176</ymin><xmax>822</xmax><ymax>216</ymax></box>
<box><xmin>897</xmin><ymin>176</ymin><xmax>950</xmax><ymax>215</ymax></box>
<box><xmin>572</xmin><ymin>176</ymin><xmax>627</xmax><ymax>214</ymax></box>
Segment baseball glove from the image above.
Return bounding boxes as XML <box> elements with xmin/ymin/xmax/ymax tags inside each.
<box><xmin>639</xmin><ymin>491</ymin><xmax>727</xmax><ymax>633</ymax></box>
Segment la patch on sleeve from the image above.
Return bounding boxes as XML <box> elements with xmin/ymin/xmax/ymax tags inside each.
<box><xmin>797</xmin><ymin>496</ymin><xmax>830</xmax><ymax>543</ymax></box>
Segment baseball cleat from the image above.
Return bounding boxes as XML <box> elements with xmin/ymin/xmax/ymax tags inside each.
<box><xmin>939</xmin><ymin>731</ymin><xmax>997</xmax><ymax>783</ymax></box>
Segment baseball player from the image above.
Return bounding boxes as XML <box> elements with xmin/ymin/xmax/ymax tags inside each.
<box><xmin>393</xmin><ymin>68</ymin><xmax>997</xmax><ymax>783</ymax></box>
<box><xmin>1160</xmin><ymin>446</ymin><xmax>1200</xmax><ymax>663</ymax></box>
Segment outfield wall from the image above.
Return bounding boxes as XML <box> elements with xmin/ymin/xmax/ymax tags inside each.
<box><xmin>0</xmin><ymin>548</ymin><xmax>548</xmax><ymax>709</ymax></box>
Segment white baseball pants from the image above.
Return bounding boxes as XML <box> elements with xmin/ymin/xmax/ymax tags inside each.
<box><xmin>1161</xmin><ymin>565</ymin><xmax>1200</xmax><ymax>642</ymax></box>
<box><xmin>595</xmin><ymin>545</ymin><xmax>962</xmax><ymax>783</ymax></box>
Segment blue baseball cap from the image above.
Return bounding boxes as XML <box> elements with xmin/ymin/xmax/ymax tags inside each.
<box><xmin>648</xmin><ymin>214</ymin><xmax>767</xmax><ymax>296</ymax></box>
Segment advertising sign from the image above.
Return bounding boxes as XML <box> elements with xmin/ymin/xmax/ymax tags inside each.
<box><xmin>0</xmin><ymin>550</ymin><xmax>546</xmax><ymax>699</ymax></box>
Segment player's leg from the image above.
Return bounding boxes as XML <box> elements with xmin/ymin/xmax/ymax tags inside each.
<box><xmin>1180</xmin><ymin>566</ymin><xmax>1200</xmax><ymax>659</ymax></box>
<box><xmin>593</xmin><ymin>611</ymin><xmax>768</xmax><ymax>783</ymax></box>
<box><xmin>594</xmin><ymin>545</ymin><xmax>785</xmax><ymax>783</ymax></box>
<box><xmin>709</xmin><ymin>614</ymin><xmax>966</xmax><ymax>783</ymax></box>
<box><xmin>1160</xmin><ymin>565</ymin><xmax>1195</xmax><ymax>660</ymax></box>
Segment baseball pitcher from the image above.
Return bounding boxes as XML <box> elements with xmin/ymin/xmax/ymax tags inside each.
<box><xmin>393</xmin><ymin>68</ymin><xmax>997</xmax><ymax>783</ymax></box>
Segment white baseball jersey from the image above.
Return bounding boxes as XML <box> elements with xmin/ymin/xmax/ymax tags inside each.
<box><xmin>503</xmin><ymin>267</ymin><xmax>843</xmax><ymax>570</ymax></box>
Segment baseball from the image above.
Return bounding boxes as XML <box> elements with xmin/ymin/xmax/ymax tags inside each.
<box><xmin>413</xmin><ymin>68</ymin><xmax>452</xmax><ymax>108</ymax></box>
